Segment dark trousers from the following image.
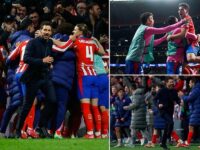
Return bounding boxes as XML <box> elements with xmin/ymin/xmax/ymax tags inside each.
<box><xmin>161</xmin><ymin>112</ymin><xmax>174</xmax><ymax>146</ymax></box>
<box><xmin>54</xmin><ymin>83</ymin><xmax>69</xmax><ymax>130</ymax></box>
<box><xmin>16</xmin><ymin>79</ymin><xmax>57</xmax><ymax>132</ymax></box>
<box><xmin>181</xmin><ymin>118</ymin><xmax>189</xmax><ymax>141</ymax></box>
<box><xmin>110</xmin><ymin>113</ymin><xmax>116</xmax><ymax>140</ymax></box>
<box><xmin>0</xmin><ymin>101</ymin><xmax>20</xmax><ymax>133</ymax></box>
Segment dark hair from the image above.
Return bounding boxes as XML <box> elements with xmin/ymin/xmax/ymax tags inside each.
<box><xmin>61</xmin><ymin>0</ymin><xmax>74</xmax><ymax>7</ymax></box>
<box><xmin>19</xmin><ymin>1</ymin><xmax>28</xmax><ymax>9</ymax></box>
<box><xmin>140</xmin><ymin>12</ymin><xmax>153</xmax><ymax>25</ymax></box>
<box><xmin>4</xmin><ymin>15</ymin><xmax>15</xmax><ymax>23</ymax></box>
<box><xmin>167</xmin><ymin>16</ymin><xmax>177</xmax><ymax>25</ymax></box>
<box><xmin>56</xmin><ymin>22</ymin><xmax>74</xmax><ymax>35</ymax></box>
<box><xmin>179</xmin><ymin>3</ymin><xmax>190</xmax><ymax>11</ymax></box>
<box><xmin>19</xmin><ymin>18</ymin><xmax>32</xmax><ymax>30</ymax></box>
<box><xmin>76</xmin><ymin>0</ymin><xmax>86</xmax><ymax>6</ymax></box>
<box><xmin>190</xmin><ymin>77</ymin><xmax>200</xmax><ymax>83</ymax></box>
<box><xmin>28</xmin><ymin>9</ymin><xmax>39</xmax><ymax>16</ymax></box>
<box><xmin>118</xmin><ymin>88</ymin><xmax>124</xmax><ymax>92</ymax></box>
<box><xmin>76</xmin><ymin>24</ymin><xmax>91</xmax><ymax>37</ymax></box>
<box><xmin>87</xmin><ymin>2</ymin><xmax>99</xmax><ymax>11</ymax></box>
<box><xmin>165</xmin><ymin>76</ymin><xmax>174</xmax><ymax>83</ymax></box>
<box><xmin>40</xmin><ymin>21</ymin><xmax>52</xmax><ymax>29</ymax></box>
<box><xmin>131</xmin><ymin>83</ymin><xmax>137</xmax><ymax>90</ymax></box>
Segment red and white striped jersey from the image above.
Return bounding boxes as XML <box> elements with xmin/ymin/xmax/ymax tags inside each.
<box><xmin>53</xmin><ymin>37</ymin><xmax>100</xmax><ymax>76</ymax></box>
<box><xmin>7</xmin><ymin>40</ymin><xmax>29</xmax><ymax>73</ymax></box>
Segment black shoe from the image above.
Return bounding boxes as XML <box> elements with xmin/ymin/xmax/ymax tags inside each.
<box><xmin>36</xmin><ymin>127</ymin><xmax>53</xmax><ymax>138</ymax></box>
<box><xmin>15</xmin><ymin>130</ymin><xmax>21</xmax><ymax>139</ymax></box>
<box><xmin>160</xmin><ymin>144</ymin><xmax>170</xmax><ymax>150</ymax></box>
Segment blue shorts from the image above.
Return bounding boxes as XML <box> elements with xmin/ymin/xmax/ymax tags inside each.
<box><xmin>125</xmin><ymin>60</ymin><xmax>141</xmax><ymax>74</ymax></box>
<box><xmin>96</xmin><ymin>74</ymin><xmax>109</xmax><ymax>108</ymax></box>
<box><xmin>77</xmin><ymin>76</ymin><xmax>98</xmax><ymax>100</ymax></box>
<box><xmin>186</xmin><ymin>45</ymin><xmax>199</xmax><ymax>55</ymax></box>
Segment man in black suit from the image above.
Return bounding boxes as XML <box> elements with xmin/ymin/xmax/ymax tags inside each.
<box><xmin>155</xmin><ymin>77</ymin><xmax>180</xmax><ymax>150</ymax></box>
<box><xmin>16</xmin><ymin>21</ymin><xmax>58</xmax><ymax>138</ymax></box>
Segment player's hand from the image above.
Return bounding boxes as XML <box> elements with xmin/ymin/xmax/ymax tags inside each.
<box><xmin>158</xmin><ymin>104</ymin><xmax>163</xmax><ymax>108</ymax></box>
<box><xmin>148</xmin><ymin>109</ymin><xmax>153</xmax><ymax>114</ymax></box>
<box><xmin>180</xmin><ymin>99</ymin><xmax>184</xmax><ymax>106</ymax></box>
<box><xmin>197</xmin><ymin>34</ymin><xmax>200</xmax><ymax>42</ymax></box>
<box><xmin>35</xmin><ymin>30</ymin><xmax>41</xmax><ymax>38</ymax></box>
<box><xmin>120</xmin><ymin>118</ymin><xmax>124</xmax><ymax>122</ymax></box>
<box><xmin>167</xmin><ymin>35</ymin><xmax>172</xmax><ymax>41</ymax></box>
<box><xmin>123</xmin><ymin>106</ymin><xmax>129</xmax><ymax>110</ymax></box>
<box><xmin>183</xmin><ymin>18</ymin><xmax>191</xmax><ymax>24</ymax></box>
<box><xmin>43</xmin><ymin>6</ymin><xmax>50</xmax><ymax>13</ymax></box>
<box><xmin>43</xmin><ymin>56</ymin><xmax>54</xmax><ymax>64</ymax></box>
<box><xmin>91</xmin><ymin>36</ymin><xmax>98</xmax><ymax>42</ymax></box>
<box><xmin>69</xmin><ymin>35</ymin><xmax>76</xmax><ymax>41</ymax></box>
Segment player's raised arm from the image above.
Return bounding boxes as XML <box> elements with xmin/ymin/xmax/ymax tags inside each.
<box><xmin>51</xmin><ymin>35</ymin><xmax>76</xmax><ymax>52</ymax></box>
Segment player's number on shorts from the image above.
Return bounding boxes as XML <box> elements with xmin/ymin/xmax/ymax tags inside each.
<box><xmin>86</xmin><ymin>46</ymin><xmax>93</xmax><ymax>61</ymax></box>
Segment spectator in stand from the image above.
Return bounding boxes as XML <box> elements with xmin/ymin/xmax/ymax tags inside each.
<box><xmin>76</xmin><ymin>1</ymin><xmax>87</xmax><ymax>17</ymax></box>
<box><xmin>15</xmin><ymin>3</ymin><xmax>28</xmax><ymax>23</ymax></box>
<box><xmin>29</xmin><ymin>10</ymin><xmax>40</xmax><ymax>30</ymax></box>
<box><xmin>86</xmin><ymin>2</ymin><xmax>101</xmax><ymax>38</ymax></box>
<box><xmin>0</xmin><ymin>15</ymin><xmax>17</xmax><ymax>50</ymax></box>
<box><xmin>55</xmin><ymin>0</ymin><xmax>85</xmax><ymax>25</ymax></box>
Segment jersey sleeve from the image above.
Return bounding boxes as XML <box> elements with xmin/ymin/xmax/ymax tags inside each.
<box><xmin>93</xmin><ymin>41</ymin><xmax>100</xmax><ymax>53</ymax></box>
<box><xmin>145</xmin><ymin>19</ymin><xmax>184</xmax><ymax>35</ymax></box>
<box><xmin>52</xmin><ymin>39</ymin><xmax>74</xmax><ymax>52</ymax></box>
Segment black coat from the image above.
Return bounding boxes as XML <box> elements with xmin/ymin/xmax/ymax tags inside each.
<box><xmin>155</xmin><ymin>87</ymin><xmax>180</xmax><ymax>115</ymax></box>
<box><xmin>21</xmin><ymin>37</ymin><xmax>53</xmax><ymax>82</ymax></box>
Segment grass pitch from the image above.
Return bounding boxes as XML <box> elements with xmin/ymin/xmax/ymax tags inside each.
<box><xmin>110</xmin><ymin>143</ymin><xmax>200</xmax><ymax>150</ymax></box>
<box><xmin>0</xmin><ymin>138</ymin><xmax>108</xmax><ymax>150</ymax></box>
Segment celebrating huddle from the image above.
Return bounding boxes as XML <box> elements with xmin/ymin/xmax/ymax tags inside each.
<box><xmin>125</xmin><ymin>3</ymin><xmax>200</xmax><ymax>75</ymax></box>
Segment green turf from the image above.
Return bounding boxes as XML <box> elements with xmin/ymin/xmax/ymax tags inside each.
<box><xmin>0</xmin><ymin>138</ymin><xmax>108</xmax><ymax>150</ymax></box>
<box><xmin>110</xmin><ymin>143</ymin><xmax>199</xmax><ymax>150</ymax></box>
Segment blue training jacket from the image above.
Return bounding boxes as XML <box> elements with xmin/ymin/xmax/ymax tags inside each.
<box><xmin>51</xmin><ymin>33</ymin><xmax>76</xmax><ymax>90</ymax></box>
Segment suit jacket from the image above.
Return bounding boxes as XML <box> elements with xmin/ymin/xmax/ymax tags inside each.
<box><xmin>20</xmin><ymin>37</ymin><xmax>53</xmax><ymax>83</ymax></box>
